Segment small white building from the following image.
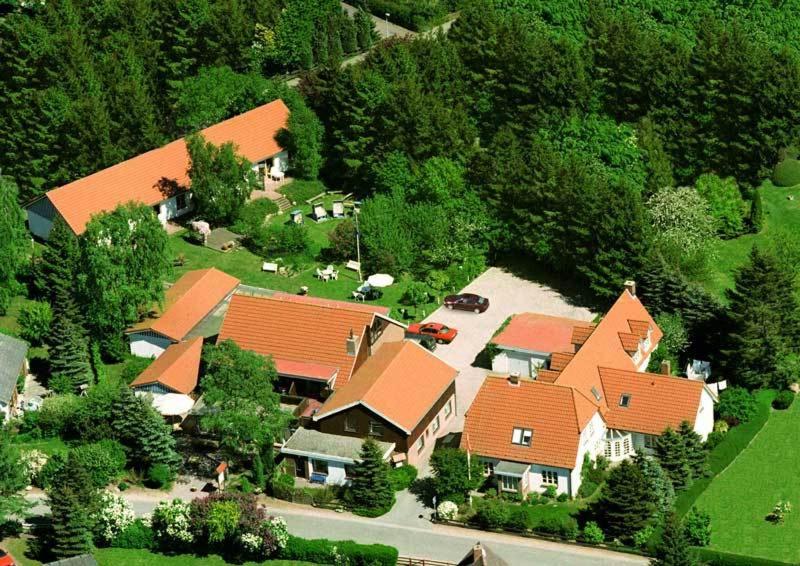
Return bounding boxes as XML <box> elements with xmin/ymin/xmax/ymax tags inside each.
<box><xmin>26</xmin><ymin>99</ymin><xmax>291</xmax><ymax>240</ymax></box>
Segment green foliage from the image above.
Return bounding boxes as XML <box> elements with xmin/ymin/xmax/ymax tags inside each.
<box><xmin>429</xmin><ymin>448</ymin><xmax>484</xmax><ymax>505</ymax></box>
<box><xmin>36</xmin><ymin>395</ymin><xmax>82</xmax><ymax>437</ymax></box>
<box><xmin>69</xmin><ymin>440</ymin><xmax>127</xmax><ymax>489</ymax></box>
<box><xmin>472</xmin><ymin>498</ymin><xmax>510</xmax><ymax>530</ymax></box>
<box><xmin>655</xmin><ymin>427</ymin><xmax>692</xmax><ymax>491</ymax></box>
<box><xmin>696</xmin><ymin>174</ymin><xmax>748</xmax><ymax>238</ymax></box>
<box><xmin>679</xmin><ymin>421</ymin><xmax>708</xmax><ymax>480</ymax></box>
<box><xmin>400</xmin><ymin>282</ymin><xmax>429</xmax><ymax>313</ymax></box>
<box><xmin>205</xmin><ymin>501</ymin><xmax>240</xmax><ymax>544</ymax></box>
<box><xmin>365</xmin><ymin>0</ymin><xmax>449</xmax><ymax>31</ymax></box>
<box><xmin>146</xmin><ymin>463</ymin><xmax>175</xmax><ymax>490</ymax></box>
<box><xmin>252</xmin><ymin>453</ymin><xmax>266</xmax><ymax>492</ymax></box>
<box><xmin>634</xmin><ymin>453</ymin><xmax>675</xmax><ymax>522</ymax></box>
<box><xmin>201</xmin><ymin>340</ymin><xmax>285</xmax><ymax>459</ymax></box>
<box><xmin>280</xmin><ymin>535</ymin><xmax>398</xmax><ymax>566</ymax></box>
<box><xmin>693</xmin><ymin>548</ymin><xmax>790</xmax><ymax>566</ymax></box>
<box><xmin>387</xmin><ymin>465</ymin><xmax>418</xmax><ymax>491</ymax></box>
<box><xmin>118</xmin><ymin>356</ymin><xmax>155</xmax><ymax>385</ymax></box>
<box><xmin>772</xmin><ymin>158</ymin><xmax>800</xmax><ymax>187</ymax></box>
<box><xmin>578</xmin><ymin>454</ymin><xmax>608</xmax><ymax>498</ymax></box>
<box><xmin>186</xmin><ymin>134</ymin><xmax>259</xmax><ymax>227</ymax></box>
<box><xmin>771</xmin><ymin>390</ymin><xmax>795</xmax><ymax>411</ymax></box>
<box><xmin>111</xmin><ymin>519</ymin><xmax>155</xmax><ymax>550</ymax></box>
<box><xmin>18</xmin><ymin>300</ymin><xmax>51</xmax><ymax>345</ymax></box>
<box><xmin>592</xmin><ymin>459</ymin><xmax>656</xmax><ymax>542</ymax></box>
<box><xmin>581</xmin><ymin>521</ymin><xmax>605</xmax><ymax>544</ymax></box>
<box><xmin>230</xmin><ymin>198</ymin><xmax>278</xmax><ymax>236</ymax></box>
<box><xmin>683</xmin><ymin>508</ymin><xmax>711</xmax><ymax>547</ymax></box>
<box><xmin>81</xmin><ymin>203</ymin><xmax>171</xmax><ymax>360</ymax></box>
<box><xmin>325</xmin><ymin>219</ymin><xmax>357</xmax><ymax>263</ymax></box>
<box><xmin>348</xmin><ymin>439</ymin><xmax>395</xmax><ymax>515</ymax></box>
<box><xmin>650</xmin><ymin>513</ymin><xmax>699</xmax><ymax>566</ymax></box>
<box><xmin>0</xmin><ymin>431</ymin><xmax>32</xmax><ymax>525</ymax></box>
<box><xmin>749</xmin><ymin>189</ymin><xmax>764</xmax><ymax>232</ymax></box>
<box><xmin>633</xmin><ymin>524</ymin><xmax>655</xmax><ymax>549</ymax></box>
<box><xmin>0</xmin><ymin>177</ymin><xmax>28</xmax><ymax>314</ymax></box>
<box><xmin>248</xmin><ymin>223</ymin><xmax>311</xmax><ymax>257</ymax></box>
<box><xmin>716</xmin><ymin>387</ymin><xmax>758</xmax><ymax>425</ymax></box>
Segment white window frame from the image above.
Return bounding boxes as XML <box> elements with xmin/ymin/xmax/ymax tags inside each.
<box><xmin>499</xmin><ymin>475</ymin><xmax>519</xmax><ymax>492</ymax></box>
<box><xmin>482</xmin><ymin>461</ymin><xmax>494</xmax><ymax>476</ymax></box>
<box><xmin>623</xmin><ymin>436</ymin><xmax>631</xmax><ymax>455</ymax></box>
<box><xmin>511</xmin><ymin>427</ymin><xmax>533</xmax><ymax>446</ymax></box>
<box><xmin>432</xmin><ymin>415</ymin><xmax>441</xmax><ymax>433</ymax></box>
<box><xmin>369</xmin><ymin>420</ymin><xmax>384</xmax><ymax>437</ymax></box>
<box><xmin>444</xmin><ymin>399</ymin><xmax>453</xmax><ymax>418</ymax></box>
<box><xmin>619</xmin><ymin>393</ymin><xmax>631</xmax><ymax>408</ymax></box>
<box><xmin>417</xmin><ymin>434</ymin><xmax>425</xmax><ymax>453</ymax></box>
<box><xmin>542</xmin><ymin>470</ymin><xmax>558</xmax><ymax>485</ymax></box>
<box><xmin>344</xmin><ymin>414</ymin><xmax>357</xmax><ymax>432</ymax></box>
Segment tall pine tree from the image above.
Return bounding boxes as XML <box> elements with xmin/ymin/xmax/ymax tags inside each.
<box><xmin>47</xmin><ymin>452</ymin><xmax>101</xmax><ymax>559</ymax></box>
<box><xmin>723</xmin><ymin>246</ymin><xmax>799</xmax><ymax>389</ymax></box>
<box><xmin>591</xmin><ymin>459</ymin><xmax>656</xmax><ymax>541</ymax></box>
<box><xmin>650</xmin><ymin>513</ymin><xmax>698</xmax><ymax>566</ymax></box>
<box><xmin>678</xmin><ymin>421</ymin><xmax>707</xmax><ymax>480</ymax></box>
<box><xmin>655</xmin><ymin>427</ymin><xmax>691</xmax><ymax>491</ymax></box>
<box><xmin>349</xmin><ymin>438</ymin><xmax>394</xmax><ymax>515</ymax></box>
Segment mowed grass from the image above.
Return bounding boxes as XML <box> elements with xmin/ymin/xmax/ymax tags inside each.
<box><xmin>695</xmin><ymin>396</ymin><xmax>800</xmax><ymax>562</ymax></box>
<box><xmin>94</xmin><ymin>548</ymin><xmax>314</xmax><ymax>566</ymax></box>
<box><xmin>169</xmin><ymin>198</ymin><xmax>440</xmax><ymax>320</ymax></box>
<box><xmin>704</xmin><ymin>181</ymin><xmax>800</xmax><ymax>300</ymax></box>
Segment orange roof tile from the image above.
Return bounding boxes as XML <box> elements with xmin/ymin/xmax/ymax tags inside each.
<box><xmin>128</xmin><ymin>268</ymin><xmax>240</xmax><ymax>341</ymax></box>
<box><xmin>549</xmin><ymin>352</ymin><xmax>575</xmax><ymax>372</ymax></box>
<box><xmin>492</xmin><ymin>313</ymin><xmax>588</xmax><ymax>354</ymax></box>
<box><xmin>571</xmin><ymin>324</ymin><xmax>596</xmax><ymax>346</ymax></box>
<box><xmin>628</xmin><ymin>320</ymin><xmax>650</xmax><ymax>339</ymax></box>
<box><xmin>44</xmin><ymin>100</ymin><xmax>289</xmax><ymax>234</ymax></box>
<box><xmin>617</xmin><ymin>332</ymin><xmax>641</xmax><ymax>354</ymax></box>
<box><xmin>315</xmin><ymin>341</ymin><xmax>457</xmax><ymax>433</ymax></box>
<box><xmin>217</xmin><ymin>294</ymin><xmax>392</xmax><ymax>389</ymax></box>
<box><xmin>536</xmin><ymin>369</ymin><xmax>561</xmax><ymax>383</ymax></box>
<box><xmin>599</xmin><ymin>367</ymin><xmax>705</xmax><ymax>435</ymax></box>
<box><xmin>461</xmin><ymin>376</ymin><xmax>586</xmax><ymax>469</ymax></box>
<box><xmin>554</xmin><ymin>289</ymin><xmax>662</xmax><ymax>409</ymax></box>
<box><xmin>129</xmin><ymin>337</ymin><xmax>203</xmax><ymax>394</ymax></box>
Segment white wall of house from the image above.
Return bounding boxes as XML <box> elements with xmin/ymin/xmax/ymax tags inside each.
<box><xmin>568</xmin><ymin>411</ymin><xmax>606</xmax><ymax>496</ymax></box>
<box><xmin>528</xmin><ymin>464</ymin><xmax>571</xmax><ymax>495</ymax></box>
<box><xmin>308</xmin><ymin>458</ymin><xmax>348</xmax><ymax>486</ymax></box>
<box><xmin>27</xmin><ymin>198</ymin><xmax>56</xmax><ymax>240</ymax></box>
<box><xmin>154</xmin><ymin>194</ymin><xmax>192</xmax><ymax>226</ymax></box>
<box><xmin>694</xmin><ymin>388</ymin><xmax>715</xmax><ymax>440</ymax></box>
<box><xmin>0</xmin><ymin>401</ymin><xmax>10</xmax><ymax>422</ymax></box>
<box><xmin>129</xmin><ymin>332</ymin><xmax>173</xmax><ymax>358</ymax></box>
<box><xmin>491</xmin><ymin>348</ymin><xmax>548</xmax><ymax>378</ymax></box>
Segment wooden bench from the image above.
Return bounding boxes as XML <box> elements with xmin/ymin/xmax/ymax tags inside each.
<box><xmin>262</xmin><ymin>262</ymin><xmax>278</xmax><ymax>273</ymax></box>
<box><xmin>346</xmin><ymin>260</ymin><xmax>361</xmax><ymax>272</ymax></box>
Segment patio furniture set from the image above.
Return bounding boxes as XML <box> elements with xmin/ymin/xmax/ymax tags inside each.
<box><xmin>316</xmin><ymin>265</ymin><xmax>340</xmax><ymax>282</ymax></box>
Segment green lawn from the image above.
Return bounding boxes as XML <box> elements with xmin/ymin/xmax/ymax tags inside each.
<box><xmin>694</xmin><ymin>395</ymin><xmax>800</xmax><ymax>562</ymax></box>
<box><xmin>11</xmin><ymin>435</ymin><xmax>68</xmax><ymax>456</ymax></box>
<box><xmin>704</xmin><ymin>181</ymin><xmax>800</xmax><ymax>300</ymax></box>
<box><xmin>170</xmin><ymin>199</ymin><xmax>440</xmax><ymax>321</ymax></box>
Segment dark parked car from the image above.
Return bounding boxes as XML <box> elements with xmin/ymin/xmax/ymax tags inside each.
<box><xmin>444</xmin><ymin>293</ymin><xmax>490</xmax><ymax>313</ymax></box>
<box><xmin>405</xmin><ymin>333</ymin><xmax>437</xmax><ymax>351</ymax></box>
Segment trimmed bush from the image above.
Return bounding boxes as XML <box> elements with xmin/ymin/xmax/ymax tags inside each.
<box><xmin>111</xmin><ymin>519</ymin><xmax>156</xmax><ymax>549</ymax></box>
<box><xmin>694</xmin><ymin>547</ymin><xmax>793</xmax><ymax>566</ymax></box>
<box><xmin>717</xmin><ymin>387</ymin><xmax>757</xmax><ymax>425</ymax></box>
<box><xmin>536</xmin><ymin>516</ymin><xmax>579</xmax><ymax>540</ymax></box>
<box><xmin>36</xmin><ymin>394</ymin><xmax>82</xmax><ymax>437</ymax></box>
<box><xmin>70</xmin><ymin>440</ymin><xmax>127</xmax><ymax>488</ymax></box>
<box><xmin>772</xmin><ymin>158</ymin><xmax>800</xmax><ymax>187</ymax></box>
<box><xmin>18</xmin><ymin>300</ymin><xmax>52</xmax><ymax>345</ymax></box>
<box><xmin>683</xmin><ymin>508</ymin><xmax>711</xmax><ymax>547</ymax></box>
<box><xmin>556</xmin><ymin>493</ymin><xmax>569</xmax><ymax>502</ymax></box>
<box><xmin>471</xmin><ymin>499</ymin><xmax>510</xmax><ymax>530</ymax></box>
<box><xmin>280</xmin><ymin>535</ymin><xmax>398</xmax><ymax>565</ymax></box>
<box><xmin>146</xmin><ymin>463</ymin><xmax>175</xmax><ymax>489</ymax></box>
<box><xmin>388</xmin><ymin>465</ymin><xmax>418</xmax><ymax>491</ymax></box>
<box><xmin>231</xmin><ymin>198</ymin><xmax>279</xmax><ymax>236</ymax></box>
<box><xmin>581</xmin><ymin>521</ymin><xmax>605</xmax><ymax>544</ymax></box>
<box><xmin>272</xmin><ymin>472</ymin><xmax>295</xmax><ymax>500</ymax></box>
<box><xmin>772</xmin><ymin>390</ymin><xmax>794</xmax><ymax>410</ymax></box>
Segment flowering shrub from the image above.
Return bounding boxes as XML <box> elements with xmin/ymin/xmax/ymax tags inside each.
<box><xmin>240</xmin><ymin>532</ymin><xmax>262</xmax><ymax>553</ymax></box>
<box><xmin>437</xmin><ymin>501</ymin><xmax>458</xmax><ymax>521</ymax></box>
<box><xmin>95</xmin><ymin>491</ymin><xmax>135</xmax><ymax>543</ymax></box>
<box><xmin>266</xmin><ymin>516</ymin><xmax>288</xmax><ymax>550</ymax></box>
<box><xmin>20</xmin><ymin>449</ymin><xmax>47</xmax><ymax>484</ymax></box>
<box><xmin>767</xmin><ymin>500</ymin><xmax>792</xmax><ymax>524</ymax></box>
<box><xmin>151</xmin><ymin>499</ymin><xmax>194</xmax><ymax>546</ymax></box>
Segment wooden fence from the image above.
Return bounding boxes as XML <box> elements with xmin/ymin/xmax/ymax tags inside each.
<box><xmin>397</xmin><ymin>557</ymin><xmax>455</xmax><ymax>566</ymax></box>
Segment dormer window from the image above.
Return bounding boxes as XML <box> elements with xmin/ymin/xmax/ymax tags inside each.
<box><xmin>591</xmin><ymin>386</ymin><xmax>602</xmax><ymax>402</ymax></box>
<box><xmin>619</xmin><ymin>394</ymin><xmax>631</xmax><ymax>408</ymax></box>
<box><xmin>511</xmin><ymin>427</ymin><xmax>533</xmax><ymax>446</ymax></box>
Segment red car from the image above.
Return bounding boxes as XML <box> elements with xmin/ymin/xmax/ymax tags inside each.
<box><xmin>407</xmin><ymin>322</ymin><xmax>458</xmax><ymax>344</ymax></box>
<box><xmin>0</xmin><ymin>549</ymin><xmax>15</xmax><ymax>566</ymax></box>
<box><xmin>444</xmin><ymin>293</ymin><xmax>490</xmax><ymax>313</ymax></box>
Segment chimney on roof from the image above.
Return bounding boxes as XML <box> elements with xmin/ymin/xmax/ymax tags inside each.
<box><xmin>346</xmin><ymin>328</ymin><xmax>358</xmax><ymax>356</ymax></box>
<box><xmin>509</xmin><ymin>372</ymin><xmax>520</xmax><ymax>386</ymax></box>
<box><xmin>624</xmin><ymin>280</ymin><xmax>636</xmax><ymax>297</ymax></box>
<box><xmin>660</xmin><ymin>359</ymin><xmax>671</xmax><ymax>376</ymax></box>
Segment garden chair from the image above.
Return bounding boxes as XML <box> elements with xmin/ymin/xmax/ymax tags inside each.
<box><xmin>352</xmin><ymin>291</ymin><xmax>366</xmax><ymax>302</ymax></box>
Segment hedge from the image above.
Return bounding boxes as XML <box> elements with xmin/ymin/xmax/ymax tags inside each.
<box><xmin>388</xmin><ymin>465</ymin><xmax>418</xmax><ymax>491</ymax></box>
<box><xmin>280</xmin><ymin>535</ymin><xmax>398</xmax><ymax>565</ymax></box>
<box><xmin>772</xmin><ymin>158</ymin><xmax>800</xmax><ymax>187</ymax></box>
<box><xmin>675</xmin><ymin>389</ymin><xmax>775</xmax><ymax>516</ymax></box>
<box><xmin>365</xmin><ymin>0</ymin><xmax>449</xmax><ymax>31</ymax></box>
<box><xmin>694</xmin><ymin>547</ymin><xmax>795</xmax><ymax>566</ymax></box>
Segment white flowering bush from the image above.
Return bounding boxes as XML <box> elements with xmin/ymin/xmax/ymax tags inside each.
<box><xmin>437</xmin><ymin>500</ymin><xmax>459</xmax><ymax>521</ymax></box>
<box><xmin>240</xmin><ymin>532</ymin><xmax>262</xmax><ymax>553</ymax></box>
<box><xmin>21</xmin><ymin>449</ymin><xmax>47</xmax><ymax>484</ymax></box>
<box><xmin>151</xmin><ymin>499</ymin><xmax>194</xmax><ymax>545</ymax></box>
<box><xmin>266</xmin><ymin>516</ymin><xmax>288</xmax><ymax>550</ymax></box>
<box><xmin>95</xmin><ymin>491</ymin><xmax>135</xmax><ymax>543</ymax></box>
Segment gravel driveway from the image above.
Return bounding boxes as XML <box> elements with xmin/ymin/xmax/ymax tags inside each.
<box><xmin>424</xmin><ymin>267</ymin><xmax>595</xmax><ymax>432</ymax></box>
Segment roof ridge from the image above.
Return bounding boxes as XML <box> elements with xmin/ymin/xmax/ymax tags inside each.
<box><xmin>238</xmin><ymin>293</ymin><xmax>383</xmax><ymax>317</ymax></box>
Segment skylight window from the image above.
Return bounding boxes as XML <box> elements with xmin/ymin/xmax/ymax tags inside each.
<box><xmin>619</xmin><ymin>394</ymin><xmax>631</xmax><ymax>408</ymax></box>
<box><xmin>511</xmin><ymin>427</ymin><xmax>533</xmax><ymax>446</ymax></box>
<box><xmin>591</xmin><ymin>386</ymin><xmax>602</xmax><ymax>402</ymax></box>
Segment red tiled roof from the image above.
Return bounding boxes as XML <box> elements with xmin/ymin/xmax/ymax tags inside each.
<box><xmin>599</xmin><ymin>367</ymin><xmax>705</xmax><ymax>435</ymax></box>
<box><xmin>44</xmin><ymin>100</ymin><xmax>290</xmax><ymax>234</ymax></box>
<box><xmin>129</xmin><ymin>337</ymin><xmax>203</xmax><ymax>394</ymax></box>
<box><xmin>549</xmin><ymin>352</ymin><xmax>575</xmax><ymax>372</ymax></box>
<box><xmin>127</xmin><ymin>268</ymin><xmax>240</xmax><ymax>341</ymax></box>
<box><xmin>460</xmin><ymin>376</ymin><xmax>584</xmax><ymax>469</ymax></box>
<box><xmin>274</xmin><ymin>359</ymin><xmax>338</xmax><ymax>382</ymax></box>
<box><xmin>492</xmin><ymin>313</ymin><xmax>589</xmax><ymax>354</ymax></box>
<box><xmin>315</xmin><ymin>341</ymin><xmax>457</xmax><ymax>433</ymax></box>
<box><xmin>536</xmin><ymin>369</ymin><xmax>561</xmax><ymax>383</ymax></box>
<box><xmin>571</xmin><ymin>323</ymin><xmax>596</xmax><ymax>347</ymax></box>
<box><xmin>217</xmin><ymin>294</ymin><xmax>390</xmax><ymax>389</ymax></box>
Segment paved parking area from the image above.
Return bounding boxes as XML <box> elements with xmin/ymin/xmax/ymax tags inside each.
<box><xmin>425</xmin><ymin>267</ymin><xmax>595</xmax><ymax>431</ymax></box>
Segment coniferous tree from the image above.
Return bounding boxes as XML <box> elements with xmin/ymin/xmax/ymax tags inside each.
<box><xmin>47</xmin><ymin>453</ymin><xmax>101</xmax><ymax>559</ymax></box>
<box><xmin>723</xmin><ymin>246</ymin><xmax>799</xmax><ymax>389</ymax></box>
<box><xmin>252</xmin><ymin>452</ymin><xmax>266</xmax><ymax>492</ymax></box>
<box><xmin>654</xmin><ymin>427</ymin><xmax>691</xmax><ymax>490</ymax></box>
<box><xmin>0</xmin><ymin>176</ymin><xmax>28</xmax><ymax>314</ymax></box>
<box><xmin>0</xmin><ymin>431</ymin><xmax>31</xmax><ymax>526</ymax></box>
<box><xmin>678</xmin><ymin>421</ymin><xmax>707</xmax><ymax>480</ymax></box>
<box><xmin>591</xmin><ymin>459</ymin><xmax>656</xmax><ymax>541</ymax></box>
<box><xmin>354</xmin><ymin>9</ymin><xmax>377</xmax><ymax>51</ymax></box>
<box><xmin>633</xmin><ymin>453</ymin><xmax>675</xmax><ymax>522</ymax></box>
<box><xmin>349</xmin><ymin>439</ymin><xmax>394</xmax><ymax>515</ymax></box>
<box><xmin>651</xmin><ymin>513</ymin><xmax>698</xmax><ymax>566</ymax></box>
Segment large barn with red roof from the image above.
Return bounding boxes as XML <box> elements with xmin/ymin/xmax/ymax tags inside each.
<box><xmin>26</xmin><ymin>99</ymin><xmax>290</xmax><ymax>240</ymax></box>
<box><xmin>462</xmin><ymin>282</ymin><xmax>718</xmax><ymax>498</ymax></box>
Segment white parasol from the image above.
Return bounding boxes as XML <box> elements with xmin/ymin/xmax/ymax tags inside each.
<box><xmin>367</xmin><ymin>273</ymin><xmax>394</xmax><ymax>288</ymax></box>
<box><xmin>150</xmin><ymin>393</ymin><xmax>195</xmax><ymax>416</ymax></box>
